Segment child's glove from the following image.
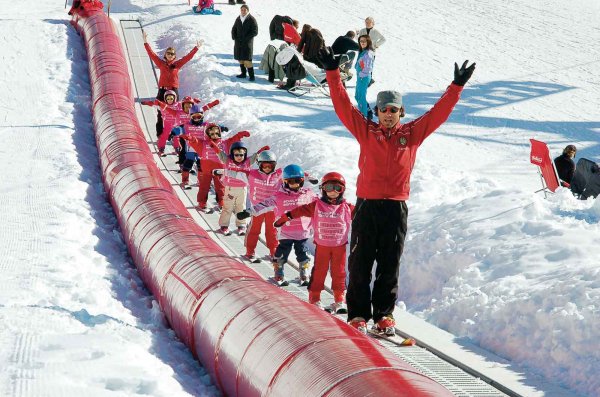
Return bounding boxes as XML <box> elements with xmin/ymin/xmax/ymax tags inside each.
<box><xmin>237</xmin><ymin>210</ymin><xmax>251</xmax><ymax>220</ymax></box>
<box><xmin>220</xmin><ymin>126</ymin><xmax>229</xmax><ymax>132</ymax></box>
<box><xmin>257</xmin><ymin>145</ymin><xmax>270</xmax><ymax>153</ymax></box>
<box><xmin>141</xmin><ymin>100</ymin><xmax>154</xmax><ymax>106</ymax></box>
<box><xmin>273</xmin><ymin>214</ymin><xmax>290</xmax><ymax>228</ymax></box>
<box><xmin>305</xmin><ymin>173</ymin><xmax>319</xmax><ymax>185</ymax></box>
<box><xmin>238</xmin><ymin>130</ymin><xmax>251</xmax><ymax>138</ymax></box>
<box><xmin>202</xmin><ymin>99</ymin><xmax>220</xmax><ymax>112</ymax></box>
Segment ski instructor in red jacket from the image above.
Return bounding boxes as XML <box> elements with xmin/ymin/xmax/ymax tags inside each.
<box><xmin>143</xmin><ymin>30</ymin><xmax>201</xmax><ymax>137</ymax></box>
<box><xmin>318</xmin><ymin>48</ymin><xmax>475</xmax><ymax>335</ymax></box>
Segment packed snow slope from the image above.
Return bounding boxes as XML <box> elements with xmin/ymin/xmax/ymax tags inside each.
<box><xmin>1</xmin><ymin>0</ymin><xmax>599</xmax><ymax>396</ymax></box>
<box><xmin>123</xmin><ymin>0</ymin><xmax>598</xmax><ymax>395</ymax></box>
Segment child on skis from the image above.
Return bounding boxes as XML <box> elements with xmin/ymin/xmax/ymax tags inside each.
<box><xmin>209</xmin><ymin>140</ymin><xmax>269</xmax><ymax>236</ymax></box>
<box><xmin>237</xmin><ymin>164</ymin><xmax>317</xmax><ymax>286</ymax></box>
<box><xmin>274</xmin><ymin>172</ymin><xmax>352</xmax><ymax>313</ymax></box>
<box><xmin>141</xmin><ymin>90</ymin><xmax>186</xmax><ymax>156</ymax></box>
<box><xmin>171</xmin><ymin>104</ymin><xmax>208</xmax><ymax>189</ymax></box>
<box><xmin>183</xmin><ymin>123</ymin><xmax>249</xmax><ymax>212</ymax></box>
<box><xmin>243</xmin><ymin>150</ymin><xmax>282</xmax><ymax>263</ymax></box>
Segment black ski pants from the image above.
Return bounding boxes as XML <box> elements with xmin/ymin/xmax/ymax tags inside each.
<box><xmin>347</xmin><ymin>198</ymin><xmax>408</xmax><ymax>323</ymax></box>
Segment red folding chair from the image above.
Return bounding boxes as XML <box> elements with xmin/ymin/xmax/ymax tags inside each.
<box><xmin>529</xmin><ymin>139</ymin><xmax>568</xmax><ymax>198</ymax></box>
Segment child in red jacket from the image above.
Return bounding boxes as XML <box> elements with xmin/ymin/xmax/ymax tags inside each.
<box><xmin>274</xmin><ymin>172</ymin><xmax>353</xmax><ymax>311</ymax></box>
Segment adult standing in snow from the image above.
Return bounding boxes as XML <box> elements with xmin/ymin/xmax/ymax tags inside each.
<box><xmin>232</xmin><ymin>4</ymin><xmax>258</xmax><ymax>81</ymax></box>
<box><xmin>318</xmin><ymin>48</ymin><xmax>476</xmax><ymax>335</ymax></box>
<box><xmin>554</xmin><ymin>145</ymin><xmax>577</xmax><ymax>184</ymax></box>
<box><xmin>143</xmin><ymin>31</ymin><xmax>201</xmax><ymax>137</ymax></box>
<box><xmin>356</xmin><ymin>17</ymin><xmax>385</xmax><ymax>86</ymax></box>
<box><xmin>354</xmin><ymin>35</ymin><xmax>375</xmax><ymax>117</ymax></box>
<box><xmin>331</xmin><ymin>31</ymin><xmax>360</xmax><ymax>57</ymax></box>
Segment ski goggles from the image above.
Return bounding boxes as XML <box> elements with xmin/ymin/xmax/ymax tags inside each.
<box><xmin>285</xmin><ymin>177</ymin><xmax>304</xmax><ymax>185</ymax></box>
<box><xmin>191</xmin><ymin>113</ymin><xmax>204</xmax><ymax>121</ymax></box>
<box><xmin>322</xmin><ymin>183</ymin><xmax>344</xmax><ymax>192</ymax></box>
<box><xmin>379</xmin><ymin>106</ymin><xmax>400</xmax><ymax>114</ymax></box>
<box><xmin>259</xmin><ymin>161</ymin><xmax>275</xmax><ymax>168</ymax></box>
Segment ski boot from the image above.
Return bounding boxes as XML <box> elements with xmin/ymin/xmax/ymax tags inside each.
<box><xmin>273</xmin><ymin>261</ymin><xmax>288</xmax><ymax>286</ymax></box>
<box><xmin>242</xmin><ymin>254</ymin><xmax>261</xmax><ymax>263</ymax></box>
<box><xmin>181</xmin><ymin>171</ymin><xmax>191</xmax><ymax>190</ymax></box>
<box><xmin>219</xmin><ymin>226</ymin><xmax>232</xmax><ymax>236</ymax></box>
<box><xmin>299</xmin><ymin>261</ymin><xmax>311</xmax><ymax>286</ymax></box>
<box><xmin>373</xmin><ymin>316</ymin><xmax>396</xmax><ymax>336</ymax></box>
<box><xmin>273</xmin><ymin>275</ymin><xmax>289</xmax><ymax>287</ymax></box>
<box><xmin>237</xmin><ymin>225</ymin><xmax>246</xmax><ymax>236</ymax></box>
<box><xmin>326</xmin><ymin>301</ymin><xmax>347</xmax><ymax>315</ymax></box>
<box><xmin>348</xmin><ymin>317</ymin><xmax>367</xmax><ymax>334</ymax></box>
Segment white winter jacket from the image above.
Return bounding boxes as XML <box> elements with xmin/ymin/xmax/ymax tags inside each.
<box><xmin>357</xmin><ymin>27</ymin><xmax>386</xmax><ymax>50</ymax></box>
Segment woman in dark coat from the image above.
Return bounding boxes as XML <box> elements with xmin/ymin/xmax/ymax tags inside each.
<box><xmin>554</xmin><ymin>145</ymin><xmax>577</xmax><ymax>184</ymax></box>
<box><xmin>231</xmin><ymin>5</ymin><xmax>258</xmax><ymax>81</ymax></box>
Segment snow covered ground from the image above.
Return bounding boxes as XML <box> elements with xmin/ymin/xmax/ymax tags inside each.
<box><xmin>1</xmin><ymin>0</ymin><xmax>599</xmax><ymax>396</ymax></box>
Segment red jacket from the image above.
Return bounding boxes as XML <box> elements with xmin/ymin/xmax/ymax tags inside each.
<box><xmin>326</xmin><ymin>69</ymin><xmax>463</xmax><ymax>200</ymax></box>
<box><xmin>144</xmin><ymin>43</ymin><xmax>198</xmax><ymax>89</ymax></box>
<box><xmin>283</xmin><ymin>23</ymin><xmax>301</xmax><ymax>46</ymax></box>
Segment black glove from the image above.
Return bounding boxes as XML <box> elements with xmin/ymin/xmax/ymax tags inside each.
<box><xmin>308</xmin><ymin>177</ymin><xmax>319</xmax><ymax>185</ymax></box>
<box><xmin>317</xmin><ymin>47</ymin><xmax>340</xmax><ymax>71</ymax></box>
<box><xmin>237</xmin><ymin>210</ymin><xmax>251</xmax><ymax>220</ymax></box>
<box><xmin>453</xmin><ymin>60</ymin><xmax>476</xmax><ymax>86</ymax></box>
<box><xmin>220</xmin><ymin>126</ymin><xmax>229</xmax><ymax>132</ymax></box>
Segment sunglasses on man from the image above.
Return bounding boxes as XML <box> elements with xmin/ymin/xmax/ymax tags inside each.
<box><xmin>322</xmin><ymin>183</ymin><xmax>344</xmax><ymax>192</ymax></box>
<box><xmin>379</xmin><ymin>106</ymin><xmax>400</xmax><ymax>114</ymax></box>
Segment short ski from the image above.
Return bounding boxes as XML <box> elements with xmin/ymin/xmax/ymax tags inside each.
<box><xmin>367</xmin><ymin>329</ymin><xmax>416</xmax><ymax>346</ymax></box>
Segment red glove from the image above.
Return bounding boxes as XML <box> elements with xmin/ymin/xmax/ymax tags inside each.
<box><xmin>141</xmin><ymin>100</ymin><xmax>154</xmax><ymax>106</ymax></box>
<box><xmin>238</xmin><ymin>130</ymin><xmax>251</xmax><ymax>138</ymax></box>
<box><xmin>274</xmin><ymin>214</ymin><xmax>290</xmax><ymax>227</ymax></box>
<box><xmin>202</xmin><ymin>99</ymin><xmax>220</xmax><ymax>111</ymax></box>
<box><xmin>257</xmin><ymin>145</ymin><xmax>270</xmax><ymax>154</ymax></box>
<box><xmin>193</xmin><ymin>97</ymin><xmax>202</xmax><ymax>103</ymax></box>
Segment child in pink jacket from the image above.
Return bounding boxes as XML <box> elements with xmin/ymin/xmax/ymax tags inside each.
<box><xmin>274</xmin><ymin>172</ymin><xmax>353</xmax><ymax>312</ymax></box>
<box><xmin>238</xmin><ymin>164</ymin><xmax>317</xmax><ymax>286</ymax></box>
<box><xmin>243</xmin><ymin>150</ymin><xmax>282</xmax><ymax>263</ymax></box>
<box><xmin>210</xmin><ymin>140</ymin><xmax>269</xmax><ymax>236</ymax></box>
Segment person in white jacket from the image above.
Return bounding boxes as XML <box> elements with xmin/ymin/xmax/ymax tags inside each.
<box><xmin>356</xmin><ymin>17</ymin><xmax>386</xmax><ymax>86</ymax></box>
<box><xmin>356</xmin><ymin>17</ymin><xmax>386</xmax><ymax>50</ymax></box>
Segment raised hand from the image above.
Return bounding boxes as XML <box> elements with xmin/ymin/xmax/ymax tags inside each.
<box><xmin>317</xmin><ymin>47</ymin><xmax>340</xmax><ymax>71</ymax></box>
<box><xmin>453</xmin><ymin>60</ymin><xmax>476</xmax><ymax>86</ymax></box>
